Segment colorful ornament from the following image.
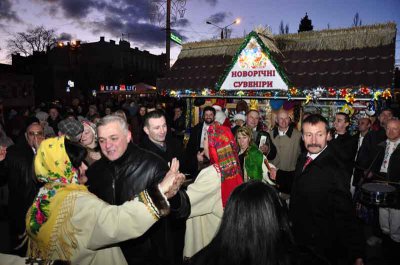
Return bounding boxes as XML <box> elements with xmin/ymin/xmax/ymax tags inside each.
<box><xmin>340</xmin><ymin>104</ymin><xmax>354</xmax><ymax>116</ymax></box>
<box><xmin>360</xmin><ymin>87</ymin><xmax>370</xmax><ymax>95</ymax></box>
<box><xmin>373</xmin><ymin>91</ymin><xmax>381</xmax><ymax>101</ymax></box>
<box><xmin>236</xmin><ymin>90</ymin><xmax>245</xmax><ymax>97</ymax></box>
<box><xmin>382</xmin><ymin>89</ymin><xmax>391</xmax><ymax>99</ymax></box>
<box><xmin>305</xmin><ymin>95</ymin><xmax>312</xmax><ymax>104</ymax></box>
<box><xmin>314</xmin><ymin>87</ymin><xmax>324</xmax><ymax>98</ymax></box>
<box><xmin>340</xmin><ymin>88</ymin><xmax>348</xmax><ymax>98</ymax></box>
<box><xmin>328</xmin><ymin>87</ymin><xmax>336</xmax><ymax>96</ymax></box>
<box><xmin>289</xmin><ymin>87</ymin><xmax>298</xmax><ymax>95</ymax></box>
<box><xmin>345</xmin><ymin>94</ymin><xmax>355</xmax><ymax>104</ymax></box>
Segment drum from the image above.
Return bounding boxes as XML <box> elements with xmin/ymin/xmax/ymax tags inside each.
<box><xmin>360</xmin><ymin>183</ymin><xmax>397</xmax><ymax>207</ymax></box>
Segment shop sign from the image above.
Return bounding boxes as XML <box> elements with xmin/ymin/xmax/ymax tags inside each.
<box><xmin>99</xmin><ymin>84</ymin><xmax>135</xmax><ymax>91</ymax></box>
<box><xmin>220</xmin><ymin>37</ymin><xmax>288</xmax><ymax>91</ymax></box>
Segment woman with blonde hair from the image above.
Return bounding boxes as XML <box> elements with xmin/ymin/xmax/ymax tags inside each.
<box><xmin>235</xmin><ymin>126</ymin><xmax>276</xmax><ymax>183</ymax></box>
<box><xmin>79</xmin><ymin>120</ymin><xmax>101</xmax><ymax>166</ymax></box>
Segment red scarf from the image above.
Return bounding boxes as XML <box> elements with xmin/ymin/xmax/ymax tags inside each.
<box><xmin>207</xmin><ymin>123</ymin><xmax>243</xmax><ymax>207</ymax></box>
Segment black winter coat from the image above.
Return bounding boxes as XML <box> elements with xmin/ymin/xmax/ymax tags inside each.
<box><xmin>0</xmin><ymin>138</ymin><xmax>40</xmax><ymax>238</ymax></box>
<box><xmin>289</xmin><ymin>146</ymin><xmax>364</xmax><ymax>264</ymax></box>
<box><xmin>86</xmin><ymin>143</ymin><xmax>190</xmax><ymax>265</ymax></box>
<box><xmin>185</xmin><ymin>122</ymin><xmax>205</xmax><ymax>177</ymax></box>
<box><xmin>140</xmin><ymin>134</ymin><xmax>185</xmax><ymax>172</ymax></box>
<box><xmin>329</xmin><ymin>132</ymin><xmax>358</xmax><ymax>179</ymax></box>
<box><xmin>356</xmin><ymin>128</ymin><xmax>387</xmax><ymax>170</ymax></box>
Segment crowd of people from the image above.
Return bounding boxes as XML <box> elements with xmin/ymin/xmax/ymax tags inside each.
<box><xmin>0</xmin><ymin>96</ymin><xmax>399</xmax><ymax>265</ymax></box>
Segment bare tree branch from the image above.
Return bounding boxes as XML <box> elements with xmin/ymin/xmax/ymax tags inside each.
<box><xmin>6</xmin><ymin>26</ymin><xmax>57</xmax><ymax>57</ymax></box>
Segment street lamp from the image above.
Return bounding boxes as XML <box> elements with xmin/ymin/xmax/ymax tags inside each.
<box><xmin>206</xmin><ymin>18</ymin><xmax>240</xmax><ymax>39</ymax></box>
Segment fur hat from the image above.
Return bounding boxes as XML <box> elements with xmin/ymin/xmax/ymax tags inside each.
<box><xmin>233</xmin><ymin>113</ymin><xmax>246</xmax><ymax>122</ymax></box>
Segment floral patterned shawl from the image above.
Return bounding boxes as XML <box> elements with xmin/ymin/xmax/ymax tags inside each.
<box><xmin>26</xmin><ymin>136</ymin><xmax>88</xmax><ymax>261</ymax></box>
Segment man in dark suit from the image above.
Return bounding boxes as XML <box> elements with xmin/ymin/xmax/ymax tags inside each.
<box><xmin>350</xmin><ymin>117</ymin><xmax>371</xmax><ymax>194</ymax></box>
<box><xmin>357</xmin><ymin>109</ymin><xmax>394</xmax><ymax>171</ymax></box>
<box><xmin>185</xmin><ymin>106</ymin><xmax>215</xmax><ymax>177</ymax></box>
<box><xmin>329</xmin><ymin>112</ymin><xmax>358</xmax><ymax>181</ymax></box>
<box><xmin>0</xmin><ymin>122</ymin><xmax>44</xmax><ymax>256</ymax></box>
<box><xmin>290</xmin><ymin>114</ymin><xmax>364</xmax><ymax>265</ymax></box>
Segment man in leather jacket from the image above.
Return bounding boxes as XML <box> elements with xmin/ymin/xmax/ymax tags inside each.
<box><xmin>86</xmin><ymin>115</ymin><xmax>190</xmax><ymax>265</ymax></box>
<box><xmin>0</xmin><ymin>122</ymin><xmax>44</xmax><ymax>256</ymax></box>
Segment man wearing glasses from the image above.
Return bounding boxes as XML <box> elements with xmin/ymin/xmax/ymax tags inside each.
<box><xmin>0</xmin><ymin>122</ymin><xmax>45</xmax><ymax>256</ymax></box>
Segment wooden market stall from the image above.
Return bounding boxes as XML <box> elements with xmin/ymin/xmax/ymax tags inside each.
<box><xmin>157</xmin><ymin>23</ymin><xmax>397</xmax><ymax>128</ymax></box>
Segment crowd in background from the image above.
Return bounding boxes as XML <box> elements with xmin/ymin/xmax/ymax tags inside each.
<box><xmin>0</xmin><ymin>96</ymin><xmax>399</xmax><ymax>265</ymax></box>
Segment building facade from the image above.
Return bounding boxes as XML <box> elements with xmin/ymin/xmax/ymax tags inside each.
<box><xmin>12</xmin><ymin>37</ymin><xmax>166</xmax><ymax>103</ymax></box>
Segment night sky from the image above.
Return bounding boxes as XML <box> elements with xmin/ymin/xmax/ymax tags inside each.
<box><xmin>0</xmin><ymin>0</ymin><xmax>399</xmax><ymax>65</ymax></box>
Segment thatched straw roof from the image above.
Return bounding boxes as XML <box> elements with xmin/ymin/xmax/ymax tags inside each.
<box><xmin>158</xmin><ymin>22</ymin><xmax>396</xmax><ymax>90</ymax></box>
<box><xmin>275</xmin><ymin>22</ymin><xmax>396</xmax><ymax>51</ymax></box>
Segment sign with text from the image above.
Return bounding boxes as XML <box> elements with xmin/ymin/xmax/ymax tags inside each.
<box><xmin>170</xmin><ymin>33</ymin><xmax>182</xmax><ymax>45</ymax></box>
<box><xmin>220</xmin><ymin>37</ymin><xmax>288</xmax><ymax>91</ymax></box>
<box><xmin>100</xmin><ymin>84</ymin><xmax>135</xmax><ymax>91</ymax></box>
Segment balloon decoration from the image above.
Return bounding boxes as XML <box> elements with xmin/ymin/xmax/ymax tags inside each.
<box><xmin>270</xmin><ymin>99</ymin><xmax>285</xmax><ymax>110</ymax></box>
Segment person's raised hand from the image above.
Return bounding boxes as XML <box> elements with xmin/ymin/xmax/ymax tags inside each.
<box><xmin>160</xmin><ymin>158</ymin><xmax>186</xmax><ymax>198</ymax></box>
<box><xmin>197</xmin><ymin>150</ymin><xmax>205</xmax><ymax>162</ymax></box>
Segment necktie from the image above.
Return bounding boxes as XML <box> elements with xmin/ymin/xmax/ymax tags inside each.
<box><xmin>302</xmin><ymin>156</ymin><xmax>313</xmax><ymax>171</ymax></box>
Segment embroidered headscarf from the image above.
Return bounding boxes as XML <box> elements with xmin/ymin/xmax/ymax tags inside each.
<box><xmin>81</xmin><ymin>120</ymin><xmax>97</xmax><ymax>140</ymax></box>
<box><xmin>207</xmin><ymin>123</ymin><xmax>243</xmax><ymax>207</ymax></box>
<box><xmin>26</xmin><ymin>136</ymin><xmax>88</xmax><ymax>261</ymax></box>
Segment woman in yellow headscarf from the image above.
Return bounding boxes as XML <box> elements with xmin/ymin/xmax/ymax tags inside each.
<box><xmin>26</xmin><ymin>136</ymin><xmax>183</xmax><ymax>265</ymax></box>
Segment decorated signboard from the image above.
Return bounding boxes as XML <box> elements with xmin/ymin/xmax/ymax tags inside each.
<box><xmin>218</xmin><ymin>31</ymin><xmax>289</xmax><ymax>91</ymax></box>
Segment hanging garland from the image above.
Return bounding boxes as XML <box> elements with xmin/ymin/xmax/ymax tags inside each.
<box><xmin>161</xmin><ymin>86</ymin><xmax>392</xmax><ymax>104</ymax></box>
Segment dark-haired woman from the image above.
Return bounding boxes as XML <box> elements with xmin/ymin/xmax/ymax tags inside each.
<box><xmin>190</xmin><ymin>181</ymin><xmax>329</xmax><ymax>265</ymax></box>
<box><xmin>25</xmin><ymin>136</ymin><xmax>184</xmax><ymax>265</ymax></box>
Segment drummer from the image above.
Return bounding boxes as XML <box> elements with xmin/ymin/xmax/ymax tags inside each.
<box><xmin>368</xmin><ymin>118</ymin><xmax>400</xmax><ymax>263</ymax></box>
